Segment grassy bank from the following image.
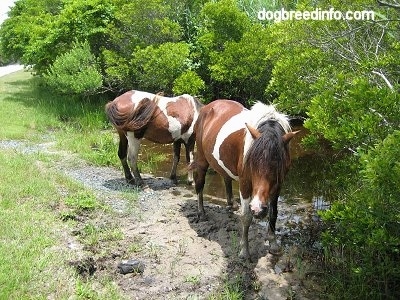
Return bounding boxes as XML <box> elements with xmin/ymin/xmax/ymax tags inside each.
<box><xmin>0</xmin><ymin>70</ymin><xmax>117</xmax><ymax>164</ymax></box>
<box><xmin>1</xmin><ymin>150</ymin><xmax>77</xmax><ymax>298</ymax></box>
<box><xmin>0</xmin><ymin>71</ymin><xmax>124</xmax><ymax>299</ymax></box>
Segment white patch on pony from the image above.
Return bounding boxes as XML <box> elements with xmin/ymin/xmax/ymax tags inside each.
<box><xmin>212</xmin><ymin>102</ymin><xmax>291</xmax><ymax>181</ymax></box>
<box><xmin>126</xmin><ymin>132</ymin><xmax>141</xmax><ymax>166</ymax></box>
<box><xmin>188</xmin><ymin>150</ymin><xmax>194</xmax><ymax>179</ymax></box>
<box><xmin>130</xmin><ymin>91</ymin><xmax>156</xmax><ymax>109</ymax></box>
<box><xmin>240</xmin><ymin>192</ymin><xmax>251</xmax><ymax>215</ymax></box>
<box><xmin>156</xmin><ymin>95</ymin><xmax>182</xmax><ymax>140</ymax></box>
<box><xmin>212</xmin><ymin>109</ymin><xmax>249</xmax><ymax>181</ymax></box>
<box><xmin>249</xmin><ymin>194</ymin><xmax>263</xmax><ymax>214</ymax></box>
<box><xmin>130</xmin><ymin>91</ymin><xmax>197</xmax><ymax>143</ymax></box>
<box><xmin>181</xmin><ymin>94</ymin><xmax>200</xmax><ymax>143</ymax></box>
<box><xmin>177</xmin><ymin>94</ymin><xmax>199</xmax><ymax>143</ymax></box>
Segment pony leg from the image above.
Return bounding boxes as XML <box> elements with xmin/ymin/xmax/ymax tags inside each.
<box><xmin>223</xmin><ymin>177</ymin><xmax>234</xmax><ymax>210</ymax></box>
<box><xmin>126</xmin><ymin>132</ymin><xmax>143</xmax><ymax>186</ymax></box>
<box><xmin>184</xmin><ymin>136</ymin><xmax>195</xmax><ymax>185</ymax></box>
<box><xmin>194</xmin><ymin>162</ymin><xmax>208</xmax><ymax>220</ymax></box>
<box><xmin>239</xmin><ymin>194</ymin><xmax>253</xmax><ymax>262</ymax></box>
<box><xmin>267</xmin><ymin>190</ymin><xmax>281</xmax><ymax>255</ymax></box>
<box><xmin>118</xmin><ymin>131</ymin><xmax>134</xmax><ymax>184</ymax></box>
<box><xmin>170</xmin><ymin>140</ymin><xmax>181</xmax><ymax>184</ymax></box>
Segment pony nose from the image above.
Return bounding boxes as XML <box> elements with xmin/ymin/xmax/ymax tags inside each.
<box><xmin>250</xmin><ymin>203</ymin><xmax>262</xmax><ymax>214</ymax></box>
<box><xmin>249</xmin><ymin>204</ymin><xmax>268</xmax><ymax>219</ymax></box>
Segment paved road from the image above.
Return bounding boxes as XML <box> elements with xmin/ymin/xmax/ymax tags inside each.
<box><xmin>0</xmin><ymin>64</ymin><xmax>24</xmax><ymax>77</ymax></box>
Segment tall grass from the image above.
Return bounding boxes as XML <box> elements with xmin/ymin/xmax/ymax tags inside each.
<box><xmin>0</xmin><ymin>71</ymin><xmax>116</xmax><ymax>163</ymax></box>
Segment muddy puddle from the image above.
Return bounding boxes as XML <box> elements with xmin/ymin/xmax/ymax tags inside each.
<box><xmin>138</xmin><ymin>127</ymin><xmax>335</xmax><ymax>249</ymax></box>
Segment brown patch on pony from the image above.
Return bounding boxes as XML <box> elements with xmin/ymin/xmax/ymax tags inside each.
<box><xmin>166</xmin><ymin>96</ymin><xmax>195</xmax><ymax>134</ymax></box>
<box><xmin>105</xmin><ymin>94</ymin><xmax>158</xmax><ymax>132</ymax></box>
<box><xmin>142</xmin><ymin>105</ymin><xmax>172</xmax><ymax>143</ymax></box>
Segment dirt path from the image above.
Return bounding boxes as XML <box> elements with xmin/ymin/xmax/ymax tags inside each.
<box><xmin>0</xmin><ymin>139</ymin><xmax>321</xmax><ymax>299</ymax></box>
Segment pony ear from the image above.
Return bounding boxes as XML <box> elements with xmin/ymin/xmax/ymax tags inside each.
<box><xmin>282</xmin><ymin>130</ymin><xmax>300</xmax><ymax>144</ymax></box>
<box><xmin>245</xmin><ymin>123</ymin><xmax>261</xmax><ymax>139</ymax></box>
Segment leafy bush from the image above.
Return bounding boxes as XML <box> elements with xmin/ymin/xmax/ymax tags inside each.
<box><xmin>321</xmin><ymin>131</ymin><xmax>400</xmax><ymax>299</ymax></box>
<box><xmin>130</xmin><ymin>42</ymin><xmax>191</xmax><ymax>93</ymax></box>
<box><xmin>43</xmin><ymin>41</ymin><xmax>103</xmax><ymax>95</ymax></box>
<box><xmin>172</xmin><ymin>70</ymin><xmax>205</xmax><ymax>96</ymax></box>
<box><xmin>305</xmin><ymin>77</ymin><xmax>400</xmax><ymax>151</ymax></box>
<box><xmin>209</xmin><ymin>24</ymin><xmax>272</xmax><ymax>102</ymax></box>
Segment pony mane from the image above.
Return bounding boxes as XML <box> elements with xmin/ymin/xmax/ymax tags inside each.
<box><xmin>249</xmin><ymin>102</ymin><xmax>291</xmax><ymax>133</ymax></box>
<box><xmin>244</xmin><ymin>102</ymin><xmax>291</xmax><ymax>185</ymax></box>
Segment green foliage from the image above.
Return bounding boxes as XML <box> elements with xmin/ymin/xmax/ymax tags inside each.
<box><xmin>200</xmin><ymin>0</ymin><xmax>251</xmax><ymax>46</ymax></box>
<box><xmin>209</xmin><ymin>24</ymin><xmax>272</xmax><ymax>102</ymax></box>
<box><xmin>101</xmin><ymin>49</ymin><xmax>131</xmax><ymax>90</ymax></box>
<box><xmin>0</xmin><ymin>0</ymin><xmax>59</xmax><ymax>65</ymax></box>
<box><xmin>65</xmin><ymin>191</ymin><xmax>100</xmax><ymax>211</ymax></box>
<box><xmin>305</xmin><ymin>77</ymin><xmax>400</xmax><ymax>151</ymax></box>
<box><xmin>101</xmin><ymin>0</ymin><xmax>184</xmax><ymax>91</ymax></box>
<box><xmin>321</xmin><ymin>131</ymin><xmax>400</xmax><ymax>299</ymax></box>
<box><xmin>0</xmin><ymin>150</ymin><xmax>78</xmax><ymax>298</ymax></box>
<box><xmin>43</xmin><ymin>41</ymin><xmax>103</xmax><ymax>95</ymax></box>
<box><xmin>108</xmin><ymin>0</ymin><xmax>182</xmax><ymax>49</ymax></box>
<box><xmin>6</xmin><ymin>0</ymin><xmax>116</xmax><ymax>74</ymax></box>
<box><xmin>173</xmin><ymin>70</ymin><xmax>205</xmax><ymax>95</ymax></box>
<box><xmin>131</xmin><ymin>42</ymin><xmax>191</xmax><ymax>93</ymax></box>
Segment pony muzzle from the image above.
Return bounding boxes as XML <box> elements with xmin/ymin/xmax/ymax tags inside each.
<box><xmin>249</xmin><ymin>198</ymin><xmax>268</xmax><ymax>218</ymax></box>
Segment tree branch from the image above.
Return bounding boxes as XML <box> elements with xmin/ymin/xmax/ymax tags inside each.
<box><xmin>371</xmin><ymin>70</ymin><xmax>394</xmax><ymax>90</ymax></box>
<box><xmin>377</xmin><ymin>0</ymin><xmax>400</xmax><ymax>9</ymax></box>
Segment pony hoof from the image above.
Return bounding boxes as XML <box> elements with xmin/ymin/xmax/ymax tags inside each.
<box><xmin>269</xmin><ymin>244</ymin><xmax>282</xmax><ymax>256</ymax></box>
<box><xmin>126</xmin><ymin>178</ymin><xmax>135</xmax><ymax>185</ymax></box>
<box><xmin>238</xmin><ymin>251</ymin><xmax>252</xmax><ymax>263</ymax></box>
<box><xmin>196</xmin><ymin>213</ymin><xmax>208</xmax><ymax>222</ymax></box>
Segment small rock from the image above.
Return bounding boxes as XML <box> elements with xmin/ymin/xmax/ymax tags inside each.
<box><xmin>118</xmin><ymin>259</ymin><xmax>145</xmax><ymax>275</ymax></box>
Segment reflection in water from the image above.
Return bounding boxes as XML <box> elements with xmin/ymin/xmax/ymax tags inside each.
<box><xmin>138</xmin><ymin>127</ymin><xmax>335</xmax><ymax>210</ymax></box>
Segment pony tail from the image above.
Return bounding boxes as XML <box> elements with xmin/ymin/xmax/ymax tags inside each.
<box><xmin>106</xmin><ymin>97</ymin><xmax>158</xmax><ymax>132</ymax></box>
<box><xmin>126</xmin><ymin>98</ymin><xmax>158</xmax><ymax>131</ymax></box>
<box><xmin>105</xmin><ymin>101</ymin><xmax>123</xmax><ymax>127</ymax></box>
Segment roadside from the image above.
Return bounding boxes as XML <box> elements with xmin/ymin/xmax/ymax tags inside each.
<box><xmin>0</xmin><ymin>64</ymin><xmax>24</xmax><ymax>77</ymax></box>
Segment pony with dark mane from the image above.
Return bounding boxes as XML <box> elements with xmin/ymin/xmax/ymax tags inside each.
<box><xmin>105</xmin><ymin>90</ymin><xmax>203</xmax><ymax>186</ymax></box>
<box><xmin>193</xmin><ymin>100</ymin><xmax>298</xmax><ymax>260</ymax></box>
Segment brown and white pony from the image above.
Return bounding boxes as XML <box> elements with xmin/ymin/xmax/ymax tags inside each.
<box><xmin>105</xmin><ymin>90</ymin><xmax>203</xmax><ymax>186</ymax></box>
<box><xmin>193</xmin><ymin>100</ymin><xmax>297</xmax><ymax>261</ymax></box>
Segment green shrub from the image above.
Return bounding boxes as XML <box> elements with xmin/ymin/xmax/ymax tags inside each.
<box><xmin>43</xmin><ymin>41</ymin><xmax>103</xmax><ymax>95</ymax></box>
<box><xmin>131</xmin><ymin>42</ymin><xmax>190</xmax><ymax>93</ymax></box>
<box><xmin>172</xmin><ymin>70</ymin><xmax>205</xmax><ymax>96</ymax></box>
<box><xmin>321</xmin><ymin>131</ymin><xmax>400</xmax><ymax>299</ymax></box>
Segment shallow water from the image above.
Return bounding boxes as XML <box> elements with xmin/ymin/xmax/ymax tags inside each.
<box><xmin>139</xmin><ymin>127</ymin><xmax>335</xmax><ymax>211</ymax></box>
